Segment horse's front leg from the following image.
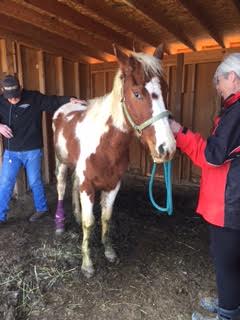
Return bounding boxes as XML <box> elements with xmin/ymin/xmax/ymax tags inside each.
<box><xmin>55</xmin><ymin>161</ymin><xmax>68</xmax><ymax>234</ymax></box>
<box><xmin>101</xmin><ymin>182</ymin><xmax>121</xmax><ymax>263</ymax></box>
<box><xmin>80</xmin><ymin>191</ymin><xmax>95</xmax><ymax>278</ymax></box>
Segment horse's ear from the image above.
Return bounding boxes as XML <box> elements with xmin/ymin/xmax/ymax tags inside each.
<box><xmin>153</xmin><ymin>44</ymin><xmax>165</xmax><ymax>60</ymax></box>
<box><xmin>113</xmin><ymin>44</ymin><xmax>131</xmax><ymax>75</ymax></box>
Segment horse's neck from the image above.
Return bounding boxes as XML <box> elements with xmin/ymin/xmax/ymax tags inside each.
<box><xmin>88</xmin><ymin>89</ymin><xmax>128</xmax><ymax>134</ymax></box>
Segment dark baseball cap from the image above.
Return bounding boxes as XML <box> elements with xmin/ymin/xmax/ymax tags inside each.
<box><xmin>1</xmin><ymin>75</ymin><xmax>21</xmax><ymax>99</ymax></box>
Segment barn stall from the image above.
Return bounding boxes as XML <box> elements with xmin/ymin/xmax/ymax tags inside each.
<box><xmin>0</xmin><ymin>1</ymin><xmax>239</xmax><ymax>319</ymax></box>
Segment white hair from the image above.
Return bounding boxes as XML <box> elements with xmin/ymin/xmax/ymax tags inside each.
<box><xmin>214</xmin><ymin>53</ymin><xmax>240</xmax><ymax>84</ymax></box>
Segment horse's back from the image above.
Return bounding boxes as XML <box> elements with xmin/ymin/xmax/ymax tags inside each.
<box><xmin>53</xmin><ymin>102</ymin><xmax>87</xmax><ymax>121</ymax></box>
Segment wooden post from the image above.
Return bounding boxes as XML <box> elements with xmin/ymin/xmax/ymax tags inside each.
<box><xmin>0</xmin><ymin>40</ymin><xmax>27</xmax><ymax>196</ymax></box>
<box><xmin>56</xmin><ymin>56</ymin><xmax>64</xmax><ymax>95</ymax></box>
<box><xmin>37</xmin><ymin>50</ymin><xmax>51</xmax><ymax>183</ymax></box>
<box><xmin>175</xmin><ymin>53</ymin><xmax>184</xmax><ymax>183</ymax></box>
<box><xmin>14</xmin><ymin>42</ymin><xmax>27</xmax><ymax>196</ymax></box>
<box><xmin>74</xmin><ymin>62</ymin><xmax>80</xmax><ymax>98</ymax></box>
<box><xmin>186</xmin><ymin>64</ymin><xmax>196</xmax><ymax>181</ymax></box>
<box><xmin>79</xmin><ymin>63</ymin><xmax>90</xmax><ymax>99</ymax></box>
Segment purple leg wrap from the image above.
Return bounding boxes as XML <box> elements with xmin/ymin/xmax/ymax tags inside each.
<box><xmin>55</xmin><ymin>200</ymin><xmax>65</xmax><ymax>231</ymax></box>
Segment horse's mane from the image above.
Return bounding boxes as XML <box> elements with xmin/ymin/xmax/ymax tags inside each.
<box><xmin>132</xmin><ymin>52</ymin><xmax>163</xmax><ymax>78</ymax></box>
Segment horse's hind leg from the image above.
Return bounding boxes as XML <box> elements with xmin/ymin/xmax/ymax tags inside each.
<box><xmin>101</xmin><ymin>182</ymin><xmax>121</xmax><ymax>263</ymax></box>
<box><xmin>72</xmin><ymin>172</ymin><xmax>81</xmax><ymax>225</ymax></box>
<box><xmin>55</xmin><ymin>159</ymin><xmax>68</xmax><ymax>234</ymax></box>
<box><xmin>80</xmin><ymin>191</ymin><xmax>95</xmax><ymax>278</ymax></box>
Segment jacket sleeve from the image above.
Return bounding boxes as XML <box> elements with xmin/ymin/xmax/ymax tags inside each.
<box><xmin>176</xmin><ymin>129</ymin><xmax>207</xmax><ymax>168</ymax></box>
<box><xmin>205</xmin><ymin>106</ymin><xmax>240</xmax><ymax>165</ymax></box>
<box><xmin>36</xmin><ymin>92</ymin><xmax>71</xmax><ymax>113</ymax></box>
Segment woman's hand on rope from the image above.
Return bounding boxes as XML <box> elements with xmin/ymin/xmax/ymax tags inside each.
<box><xmin>169</xmin><ymin>119</ymin><xmax>182</xmax><ymax>137</ymax></box>
<box><xmin>0</xmin><ymin>124</ymin><xmax>13</xmax><ymax>138</ymax></box>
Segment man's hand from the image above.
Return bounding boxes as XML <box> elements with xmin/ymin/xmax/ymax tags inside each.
<box><xmin>0</xmin><ymin>124</ymin><xmax>13</xmax><ymax>138</ymax></box>
<box><xmin>169</xmin><ymin>119</ymin><xmax>182</xmax><ymax>137</ymax></box>
<box><xmin>70</xmin><ymin>98</ymin><xmax>87</xmax><ymax>105</ymax></box>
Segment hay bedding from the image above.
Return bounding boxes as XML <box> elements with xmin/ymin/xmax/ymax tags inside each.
<box><xmin>0</xmin><ymin>180</ymin><xmax>215</xmax><ymax>320</ymax></box>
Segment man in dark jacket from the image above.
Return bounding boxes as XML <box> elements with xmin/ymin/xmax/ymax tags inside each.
<box><xmin>0</xmin><ymin>74</ymin><xmax>83</xmax><ymax>223</ymax></box>
<box><xmin>170</xmin><ymin>53</ymin><xmax>240</xmax><ymax>320</ymax></box>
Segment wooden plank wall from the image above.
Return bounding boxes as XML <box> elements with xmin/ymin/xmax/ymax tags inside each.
<box><xmin>90</xmin><ymin>48</ymin><xmax>240</xmax><ymax>185</ymax></box>
<box><xmin>0</xmin><ymin>38</ymin><xmax>89</xmax><ymax>195</ymax></box>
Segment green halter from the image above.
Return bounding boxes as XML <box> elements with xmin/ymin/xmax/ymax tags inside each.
<box><xmin>121</xmin><ymin>98</ymin><xmax>170</xmax><ymax>136</ymax></box>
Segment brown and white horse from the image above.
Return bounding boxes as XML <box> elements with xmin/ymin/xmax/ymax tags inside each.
<box><xmin>52</xmin><ymin>45</ymin><xmax>176</xmax><ymax>277</ymax></box>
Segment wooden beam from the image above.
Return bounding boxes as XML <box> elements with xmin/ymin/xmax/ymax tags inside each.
<box><xmin>24</xmin><ymin>0</ymin><xmax>140</xmax><ymax>52</ymax></box>
<box><xmin>0</xmin><ymin>0</ymin><xmax>114</xmax><ymax>57</ymax></box>
<box><xmin>122</xmin><ymin>0</ymin><xmax>196</xmax><ymax>51</ymax></box>
<box><xmin>175</xmin><ymin>53</ymin><xmax>184</xmax><ymax>183</ymax></box>
<box><xmin>0</xmin><ymin>14</ymin><xmax>104</xmax><ymax>63</ymax></box>
<box><xmin>175</xmin><ymin>54</ymin><xmax>184</xmax><ymax>122</ymax></box>
<box><xmin>56</xmin><ymin>57</ymin><xmax>64</xmax><ymax>95</ymax></box>
<box><xmin>0</xmin><ymin>39</ymin><xmax>16</xmax><ymax>74</ymax></box>
<box><xmin>74</xmin><ymin>62</ymin><xmax>80</xmax><ymax>98</ymax></box>
<box><xmin>61</xmin><ymin>0</ymin><xmax>161</xmax><ymax>48</ymax></box>
<box><xmin>37</xmin><ymin>50</ymin><xmax>51</xmax><ymax>183</ymax></box>
<box><xmin>79</xmin><ymin>63</ymin><xmax>91</xmax><ymax>99</ymax></box>
<box><xmin>178</xmin><ymin>0</ymin><xmax>225</xmax><ymax>48</ymax></box>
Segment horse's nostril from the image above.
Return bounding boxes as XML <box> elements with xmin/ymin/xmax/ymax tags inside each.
<box><xmin>158</xmin><ymin>143</ymin><xmax>165</xmax><ymax>155</ymax></box>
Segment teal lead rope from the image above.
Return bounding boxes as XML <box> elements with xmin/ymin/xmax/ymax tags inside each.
<box><xmin>148</xmin><ymin>161</ymin><xmax>173</xmax><ymax>215</ymax></box>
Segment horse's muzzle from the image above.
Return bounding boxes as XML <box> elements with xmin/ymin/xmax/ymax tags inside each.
<box><xmin>151</xmin><ymin>143</ymin><xmax>176</xmax><ymax>163</ymax></box>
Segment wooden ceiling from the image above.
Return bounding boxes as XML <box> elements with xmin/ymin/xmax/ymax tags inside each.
<box><xmin>0</xmin><ymin>0</ymin><xmax>240</xmax><ymax>64</ymax></box>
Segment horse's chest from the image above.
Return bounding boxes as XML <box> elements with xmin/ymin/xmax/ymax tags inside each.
<box><xmin>83</xmin><ymin>136</ymin><xmax>129</xmax><ymax>190</ymax></box>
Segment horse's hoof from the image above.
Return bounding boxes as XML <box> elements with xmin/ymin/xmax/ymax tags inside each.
<box><xmin>105</xmin><ymin>249</ymin><xmax>117</xmax><ymax>263</ymax></box>
<box><xmin>81</xmin><ymin>266</ymin><xmax>95</xmax><ymax>278</ymax></box>
<box><xmin>55</xmin><ymin>227</ymin><xmax>64</xmax><ymax>235</ymax></box>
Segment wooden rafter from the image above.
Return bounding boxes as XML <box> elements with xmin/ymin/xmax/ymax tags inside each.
<box><xmin>178</xmin><ymin>0</ymin><xmax>225</xmax><ymax>48</ymax></box>
<box><xmin>0</xmin><ymin>13</ymin><xmax>104</xmax><ymax>63</ymax></box>
<box><xmin>0</xmin><ymin>0</ymin><xmax>115</xmax><ymax>57</ymax></box>
<box><xmin>122</xmin><ymin>0</ymin><xmax>196</xmax><ymax>51</ymax></box>
<box><xmin>23</xmin><ymin>0</ymin><xmax>140</xmax><ymax>52</ymax></box>
<box><xmin>60</xmin><ymin>0</ymin><xmax>161</xmax><ymax>48</ymax></box>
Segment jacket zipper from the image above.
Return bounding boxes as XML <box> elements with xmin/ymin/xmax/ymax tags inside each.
<box><xmin>8</xmin><ymin>104</ymin><xmax>13</xmax><ymax>150</ymax></box>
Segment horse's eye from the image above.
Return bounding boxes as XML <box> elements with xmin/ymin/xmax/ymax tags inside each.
<box><xmin>133</xmin><ymin>91</ymin><xmax>142</xmax><ymax>99</ymax></box>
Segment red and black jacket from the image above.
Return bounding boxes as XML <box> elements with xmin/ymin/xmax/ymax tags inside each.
<box><xmin>176</xmin><ymin>92</ymin><xmax>240</xmax><ymax>229</ymax></box>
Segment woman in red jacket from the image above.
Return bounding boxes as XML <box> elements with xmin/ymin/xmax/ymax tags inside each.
<box><xmin>170</xmin><ymin>53</ymin><xmax>240</xmax><ymax>320</ymax></box>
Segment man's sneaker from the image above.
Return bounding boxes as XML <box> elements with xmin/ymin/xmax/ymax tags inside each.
<box><xmin>29</xmin><ymin>211</ymin><xmax>47</xmax><ymax>222</ymax></box>
<box><xmin>192</xmin><ymin>312</ymin><xmax>218</xmax><ymax>320</ymax></box>
<box><xmin>0</xmin><ymin>220</ymin><xmax>7</xmax><ymax>227</ymax></box>
<box><xmin>200</xmin><ymin>297</ymin><xmax>218</xmax><ymax>314</ymax></box>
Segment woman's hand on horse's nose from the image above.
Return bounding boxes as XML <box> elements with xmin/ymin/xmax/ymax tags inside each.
<box><xmin>169</xmin><ymin>119</ymin><xmax>182</xmax><ymax>137</ymax></box>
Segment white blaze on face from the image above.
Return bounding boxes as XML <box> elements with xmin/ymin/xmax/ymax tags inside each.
<box><xmin>145</xmin><ymin>77</ymin><xmax>176</xmax><ymax>156</ymax></box>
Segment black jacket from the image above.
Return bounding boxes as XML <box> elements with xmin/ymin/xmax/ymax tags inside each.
<box><xmin>0</xmin><ymin>89</ymin><xmax>70</xmax><ymax>151</ymax></box>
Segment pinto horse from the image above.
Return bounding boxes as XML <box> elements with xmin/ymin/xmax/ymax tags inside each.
<box><xmin>52</xmin><ymin>45</ymin><xmax>176</xmax><ymax>278</ymax></box>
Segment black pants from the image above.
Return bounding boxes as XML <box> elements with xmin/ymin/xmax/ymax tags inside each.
<box><xmin>209</xmin><ymin>224</ymin><xmax>240</xmax><ymax>310</ymax></box>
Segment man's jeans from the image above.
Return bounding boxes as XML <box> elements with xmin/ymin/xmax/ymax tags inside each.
<box><xmin>0</xmin><ymin>149</ymin><xmax>48</xmax><ymax>222</ymax></box>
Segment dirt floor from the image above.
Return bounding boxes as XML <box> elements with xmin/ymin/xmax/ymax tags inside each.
<box><xmin>0</xmin><ymin>177</ymin><xmax>217</xmax><ymax>320</ymax></box>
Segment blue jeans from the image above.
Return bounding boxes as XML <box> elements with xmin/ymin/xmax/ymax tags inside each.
<box><xmin>0</xmin><ymin>149</ymin><xmax>48</xmax><ymax>222</ymax></box>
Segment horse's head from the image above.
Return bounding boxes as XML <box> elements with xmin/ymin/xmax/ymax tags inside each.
<box><xmin>113</xmin><ymin>44</ymin><xmax>176</xmax><ymax>163</ymax></box>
